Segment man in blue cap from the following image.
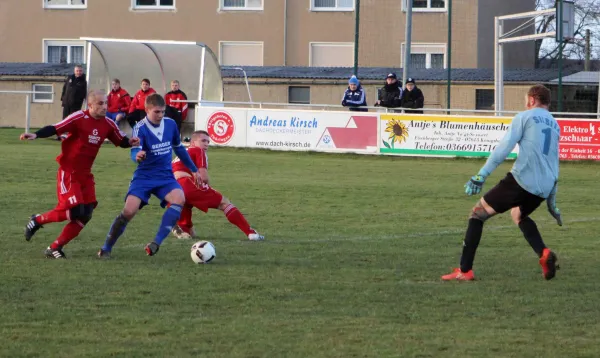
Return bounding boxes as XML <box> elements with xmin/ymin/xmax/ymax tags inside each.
<box><xmin>341</xmin><ymin>75</ymin><xmax>367</xmax><ymax>112</ymax></box>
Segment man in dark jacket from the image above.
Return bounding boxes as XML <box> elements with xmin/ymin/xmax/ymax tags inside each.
<box><xmin>402</xmin><ymin>78</ymin><xmax>425</xmax><ymax>114</ymax></box>
<box><xmin>375</xmin><ymin>73</ymin><xmax>403</xmax><ymax>112</ymax></box>
<box><xmin>341</xmin><ymin>75</ymin><xmax>367</xmax><ymax>112</ymax></box>
<box><xmin>60</xmin><ymin>65</ymin><xmax>87</xmax><ymax>119</ymax></box>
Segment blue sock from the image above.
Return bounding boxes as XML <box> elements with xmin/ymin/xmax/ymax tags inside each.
<box><xmin>102</xmin><ymin>213</ymin><xmax>129</xmax><ymax>252</ymax></box>
<box><xmin>154</xmin><ymin>204</ymin><xmax>182</xmax><ymax>246</ymax></box>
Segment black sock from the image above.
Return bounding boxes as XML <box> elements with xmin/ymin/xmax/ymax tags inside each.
<box><xmin>518</xmin><ymin>217</ymin><xmax>546</xmax><ymax>257</ymax></box>
<box><xmin>460</xmin><ymin>218</ymin><xmax>484</xmax><ymax>272</ymax></box>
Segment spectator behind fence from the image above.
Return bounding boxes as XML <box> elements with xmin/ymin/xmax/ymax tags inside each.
<box><xmin>106</xmin><ymin>79</ymin><xmax>131</xmax><ymax>124</ymax></box>
<box><xmin>341</xmin><ymin>75</ymin><xmax>367</xmax><ymax>112</ymax></box>
<box><xmin>60</xmin><ymin>64</ymin><xmax>87</xmax><ymax>119</ymax></box>
<box><xmin>165</xmin><ymin>80</ymin><xmax>188</xmax><ymax>133</ymax></box>
<box><xmin>402</xmin><ymin>78</ymin><xmax>425</xmax><ymax>114</ymax></box>
<box><xmin>375</xmin><ymin>72</ymin><xmax>403</xmax><ymax>112</ymax></box>
<box><xmin>127</xmin><ymin>78</ymin><xmax>156</xmax><ymax>129</ymax></box>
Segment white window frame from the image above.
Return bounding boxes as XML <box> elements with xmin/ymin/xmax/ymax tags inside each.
<box><xmin>43</xmin><ymin>39</ymin><xmax>87</xmax><ymax>64</ymax></box>
<box><xmin>309</xmin><ymin>42</ymin><xmax>354</xmax><ymax>67</ymax></box>
<box><xmin>220</xmin><ymin>0</ymin><xmax>264</xmax><ymax>11</ymax></box>
<box><xmin>218</xmin><ymin>41</ymin><xmax>264</xmax><ymax>66</ymax></box>
<box><xmin>32</xmin><ymin>84</ymin><xmax>54</xmax><ymax>103</ymax></box>
<box><xmin>401</xmin><ymin>43</ymin><xmax>446</xmax><ymax>69</ymax></box>
<box><xmin>131</xmin><ymin>0</ymin><xmax>176</xmax><ymax>11</ymax></box>
<box><xmin>402</xmin><ymin>0</ymin><xmax>447</xmax><ymax>13</ymax></box>
<box><xmin>43</xmin><ymin>0</ymin><xmax>87</xmax><ymax>9</ymax></box>
<box><xmin>311</xmin><ymin>0</ymin><xmax>355</xmax><ymax>12</ymax></box>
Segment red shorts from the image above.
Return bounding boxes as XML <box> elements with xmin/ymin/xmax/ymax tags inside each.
<box><xmin>178</xmin><ymin>177</ymin><xmax>223</xmax><ymax>212</ymax></box>
<box><xmin>55</xmin><ymin>168</ymin><xmax>97</xmax><ymax>211</ymax></box>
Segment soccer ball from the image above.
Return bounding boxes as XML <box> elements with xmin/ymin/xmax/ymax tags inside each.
<box><xmin>190</xmin><ymin>241</ymin><xmax>216</xmax><ymax>264</ymax></box>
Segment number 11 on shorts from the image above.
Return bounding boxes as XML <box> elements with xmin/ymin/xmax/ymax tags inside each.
<box><xmin>68</xmin><ymin>195</ymin><xmax>78</xmax><ymax>205</ymax></box>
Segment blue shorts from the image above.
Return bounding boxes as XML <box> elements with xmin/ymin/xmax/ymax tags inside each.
<box><xmin>106</xmin><ymin>111</ymin><xmax>126</xmax><ymax>122</ymax></box>
<box><xmin>126</xmin><ymin>178</ymin><xmax>182</xmax><ymax>208</ymax></box>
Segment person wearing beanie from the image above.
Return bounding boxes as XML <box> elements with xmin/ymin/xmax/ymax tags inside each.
<box><xmin>341</xmin><ymin>75</ymin><xmax>368</xmax><ymax>112</ymax></box>
<box><xmin>375</xmin><ymin>72</ymin><xmax>403</xmax><ymax>112</ymax></box>
<box><xmin>401</xmin><ymin>77</ymin><xmax>425</xmax><ymax>114</ymax></box>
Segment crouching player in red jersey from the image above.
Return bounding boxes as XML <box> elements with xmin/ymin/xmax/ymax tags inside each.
<box><xmin>171</xmin><ymin>130</ymin><xmax>264</xmax><ymax>241</ymax></box>
<box><xmin>20</xmin><ymin>90</ymin><xmax>140</xmax><ymax>259</ymax></box>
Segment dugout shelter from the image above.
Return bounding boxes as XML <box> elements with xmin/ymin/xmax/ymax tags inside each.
<box><xmin>81</xmin><ymin>37</ymin><xmax>223</xmax><ymax>119</ymax></box>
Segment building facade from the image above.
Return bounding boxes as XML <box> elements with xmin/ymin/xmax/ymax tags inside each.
<box><xmin>0</xmin><ymin>0</ymin><xmax>534</xmax><ymax>69</ymax></box>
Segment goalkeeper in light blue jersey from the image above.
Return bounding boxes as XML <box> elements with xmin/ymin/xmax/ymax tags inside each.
<box><xmin>442</xmin><ymin>85</ymin><xmax>562</xmax><ymax>282</ymax></box>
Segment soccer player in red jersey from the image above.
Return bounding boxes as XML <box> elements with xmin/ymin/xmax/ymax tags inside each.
<box><xmin>171</xmin><ymin>130</ymin><xmax>264</xmax><ymax>241</ymax></box>
<box><xmin>20</xmin><ymin>90</ymin><xmax>140</xmax><ymax>259</ymax></box>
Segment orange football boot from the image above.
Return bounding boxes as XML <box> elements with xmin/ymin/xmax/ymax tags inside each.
<box><xmin>441</xmin><ymin>268</ymin><xmax>475</xmax><ymax>281</ymax></box>
<box><xmin>539</xmin><ymin>248</ymin><xmax>558</xmax><ymax>280</ymax></box>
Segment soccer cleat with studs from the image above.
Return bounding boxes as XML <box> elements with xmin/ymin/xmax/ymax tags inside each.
<box><xmin>441</xmin><ymin>268</ymin><xmax>475</xmax><ymax>281</ymax></box>
<box><xmin>44</xmin><ymin>246</ymin><xmax>66</xmax><ymax>259</ymax></box>
<box><xmin>97</xmin><ymin>249</ymin><xmax>111</xmax><ymax>259</ymax></box>
<box><xmin>145</xmin><ymin>242</ymin><xmax>160</xmax><ymax>256</ymax></box>
<box><xmin>25</xmin><ymin>215</ymin><xmax>43</xmax><ymax>241</ymax></box>
<box><xmin>539</xmin><ymin>248</ymin><xmax>559</xmax><ymax>280</ymax></box>
<box><xmin>248</xmin><ymin>229</ymin><xmax>265</xmax><ymax>241</ymax></box>
<box><xmin>171</xmin><ymin>225</ymin><xmax>192</xmax><ymax>240</ymax></box>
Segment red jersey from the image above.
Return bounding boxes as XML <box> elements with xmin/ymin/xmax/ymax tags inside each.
<box><xmin>129</xmin><ymin>88</ymin><xmax>156</xmax><ymax>112</ymax></box>
<box><xmin>172</xmin><ymin>146</ymin><xmax>207</xmax><ymax>175</ymax></box>
<box><xmin>54</xmin><ymin>110</ymin><xmax>125</xmax><ymax>173</ymax></box>
<box><xmin>165</xmin><ymin>90</ymin><xmax>189</xmax><ymax>121</ymax></box>
<box><xmin>107</xmin><ymin>88</ymin><xmax>131</xmax><ymax>113</ymax></box>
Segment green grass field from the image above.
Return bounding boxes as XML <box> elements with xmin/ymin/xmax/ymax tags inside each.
<box><xmin>1</xmin><ymin>128</ymin><xmax>599</xmax><ymax>357</ymax></box>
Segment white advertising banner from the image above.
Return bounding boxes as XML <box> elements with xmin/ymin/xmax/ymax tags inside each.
<box><xmin>195</xmin><ymin>107</ymin><xmax>248</xmax><ymax>147</ymax></box>
<box><xmin>245</xmin><ymin>109</ymin><xmax>379</xmax><ymax>153</ymax></box>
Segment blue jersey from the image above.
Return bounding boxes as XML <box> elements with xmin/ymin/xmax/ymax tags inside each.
<box><xmin>132</xmin><ymin>117</ymin><xmax>183</xmax><ymax>181</ymax></box>
<box><xmin>482</xmin><ymin>107</ymin><xmax>560</xmax><ymax>198</ymax></box>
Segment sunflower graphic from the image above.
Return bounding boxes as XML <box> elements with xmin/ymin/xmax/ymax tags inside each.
<box><xmin>383</xmin><ymin>119</ymin><xmax>409</xmax><ymax>148</ymax></box>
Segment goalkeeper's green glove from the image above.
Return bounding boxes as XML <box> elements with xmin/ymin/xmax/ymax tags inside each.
<box><xmin>546</xmin><ymin>193</ymin><xmax>563</xmax><ymax>226</ymax></box>
<box><xmin>464</xmin><ymin>174</ymin><xmax>486</xmax><ymax>196</ymax></box>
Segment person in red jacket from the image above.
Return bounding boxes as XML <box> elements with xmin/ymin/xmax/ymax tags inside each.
<box><xmin>165</xmin><ymin>80</ymin><xmax>188</xmax><ymax>134</ymax></box>
<box><xmin>126</xmin><ymin>78</ymin><xmax>156</xmax><ymax>129</ymax></box>
<box><xmin>106</xmin><ymin>79</ymin><xmax>131</xmax><ymax>123</ymax></box>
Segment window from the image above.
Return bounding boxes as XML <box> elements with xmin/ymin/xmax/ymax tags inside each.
<box><xmin>401</xmin><ymin>43</ymin><xmax>445</xmax><ymax>69</ymax></box>
<box><xmin>312</xmin><ymin>0</ymin><xmax>354</xmax><ymax>11</ymax></box>
<box><xmin>221</xmin><ymin>0</ymin><xmax>263</xmax><ymax>10</ymax></box>
<box><xmin>403</xmin><ymin>0</ymin><xmax>446</xmax><ymax>12</ymax></box>
<box><xmin>309</xmin><ymin>42</ymin><xmax>354</xmax><ymax>67</ymax></box>
<box><xmin>289</xmin><ymin>87</ymin><xmax>310</xmax><ymax>104</ymax></box>
<box><xmin>132</xmin><ymin>0</ymin><xmax>175</xmax><ymax>10</ymax></box>
<box><xmin>44</xmin><ymin>40</ymin><xmax>86</xmax><ymax>64</ymax></box>
<box><xmin>475</xmin><ymin>89</ymin><xmax>494</xmax><ymax>110</ymax></box>
<box><xmin>32</xmin><ymin>84</ymin><xmax>54</xmax><ymax>103</ymax></box>
<box><xmin>219</xmin><ymin>42</ymin><xmax>263</xmax><ymax>66</ymax></box>
<box><xmin>44</xmin><ymin>0</ymin><xmax>86</xmax><ymax>9</ymax></box>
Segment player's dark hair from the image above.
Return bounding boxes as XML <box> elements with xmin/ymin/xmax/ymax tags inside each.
<box><xmin>527</xmin><ymin>85</ymin><xmax>551</xmax><ymax>106</ymax></box>
<box><xmin>141</xmin><ymin>78</ymin><xmax>151</xmax><ymax>85</ymax></box>
<box><xmin>145</xmin><ymin>93</ymin><xmax>165</xmax><ymax>108</ymax></box>
<box><xmin>112</xmin><ymin>78</ymin><xmax>120</xmax><ymax>84</ymax></box>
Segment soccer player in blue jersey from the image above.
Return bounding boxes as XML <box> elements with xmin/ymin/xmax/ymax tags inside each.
<box><xmin>442</xmin><ymin>85</ymin><xmax>562</xmax><ymax>281</ymax></box>
<box><xmin>98</xmin><ymin>93</ymin><xmax>201</xmax><ymax>258</ymax></box>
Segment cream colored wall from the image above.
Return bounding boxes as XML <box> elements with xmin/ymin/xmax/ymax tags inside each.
<box><xmin>0</xmin><ymin>79</ymin><xmax>64</xmax><ymax>128</ymax></box>
<box><xmin>0</xmin><ymin>0</ymin><xmax>534</xmax><ymax>69</ymax></box>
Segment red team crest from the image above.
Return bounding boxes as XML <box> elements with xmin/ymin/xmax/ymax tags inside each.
<box><xmin>206</xmin><ymin>111</ymin><xmax>235</xmax><ymax>144</ymax></box>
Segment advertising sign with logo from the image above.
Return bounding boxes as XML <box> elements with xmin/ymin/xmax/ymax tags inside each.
<box><xmin>194</xmin><ymin>107</ymin><xmax>247</xmax><ymax>147</ymax></box>
<box><xmin>245</xmin><ymin>110</ymin><xmax>379</xmax><ymax>153</ymax></box>
<box><xmin>557</xmin><ymin>119</ymin><xmax>600</xmax><ymax>161</ymax></box>
<box><xmin>379</xmin><ymin>114</ymin><xmax>518</xmax><ymax>158</ymax></box>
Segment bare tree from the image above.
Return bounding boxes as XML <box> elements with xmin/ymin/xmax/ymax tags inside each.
<box><xmin>535</xmin><ymin>0</ymin><xmax>600</xmax><ymax>68</ymax></box>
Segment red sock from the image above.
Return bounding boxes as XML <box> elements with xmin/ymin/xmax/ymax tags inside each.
<box><xmin>177</xmin><ymin>205</ymin><xmax>194</xmax><ymax>233</ymax></box>
<box><xmin>223</xmin><ymin>204</ymin><xmax>252</xmax><ymax>236</ymax></box>
<box><xmin>50</xmin><ymin>220</ymin><xmax>85</xmax><ymax>249</ymax></box>
<box><xmin>36</xmin><ymin>209</ymin><xmax>69</xmax><ymax>225</ymax></box>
